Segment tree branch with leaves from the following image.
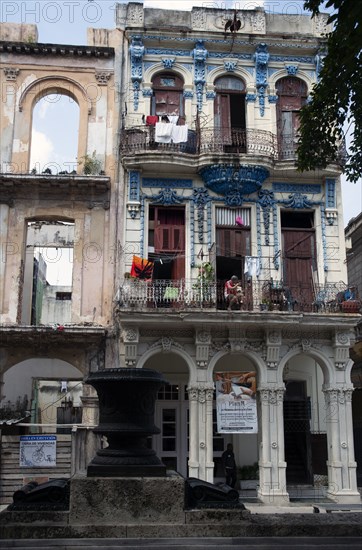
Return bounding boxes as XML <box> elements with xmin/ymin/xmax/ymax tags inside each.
<box><xmin>297</xmin><ymin>0</ymin><xmax>362</xmax><ymax>182</ymax></box>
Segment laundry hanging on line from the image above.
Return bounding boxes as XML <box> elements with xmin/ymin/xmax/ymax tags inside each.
<box><xmin>130</xmin><ymin>255</ymin><xmax>154</xmax><ymax>279</ymax></box>
<box><xmin>244</xmin><ymin>256</ymin><xmax>261</xmax><ymax>278</ymax></box>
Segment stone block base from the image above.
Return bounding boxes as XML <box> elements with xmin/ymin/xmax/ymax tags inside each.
<box><xmin>70</xmin><ymin>473</ymin><xmax>185</xmax><ymax>525</ymax></box>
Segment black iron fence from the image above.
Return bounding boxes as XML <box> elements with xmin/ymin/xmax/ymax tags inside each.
<box><xmin>116</xmin><ymin>278</ymin><xmax>359</xmax><ymax>314</ymax></box>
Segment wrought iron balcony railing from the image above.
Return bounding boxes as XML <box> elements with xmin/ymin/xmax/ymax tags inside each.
<box><xmin>120</xmin><ymin>126</ymin><xmax>278</xmax><ymax>159</ymax></box>
<box><xmin>120</xmin><ymin>126</ymin><xmax>347</xmax><ymax>167</ymax></box>
<box><xmin>116</xmin><ymin>278</ymin><xmax>359</xmax><ymax>314</ymax></box>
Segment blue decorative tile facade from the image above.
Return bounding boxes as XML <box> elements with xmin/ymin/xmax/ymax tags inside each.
<box><xmin>255</xmin><ymin>43</ymin><xmax>269</xmax><ymax>117</ymax></box>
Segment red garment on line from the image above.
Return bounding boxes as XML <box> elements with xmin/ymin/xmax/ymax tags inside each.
<box><xmin>146</xmin><ymin>115</ymin><xmax>159</xmax><ymax>126</ymax></box>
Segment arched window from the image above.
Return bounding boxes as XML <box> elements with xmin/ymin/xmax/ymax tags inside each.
<box><xmin>275</xmin><ymin>76</ymin><xmax>308</xmax><ymax>159</ymax></box>
<box><xmin>214</xmin><ymin>76</ymin><xmax>246</xmax><ymax>152</ymax></box>
<box><xmin>151</xmin><ymin>72</ymin><xmax>185</xmax><ymax>122</ymax></box>
<box><xmin>29</xmin><ymin>94</ymin><xmax>80</xmax><ymax>175</ymax></box>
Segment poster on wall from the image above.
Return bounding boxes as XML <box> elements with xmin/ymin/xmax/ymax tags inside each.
<box><xmin>215</xmin><ymin>371</ymin><xmax>258</xmax><ymax>434</ymax></box>
<box><xmin>19</xmin><ymin>435</ymin><xmax>57</xmax><ymax>467</ymax></box>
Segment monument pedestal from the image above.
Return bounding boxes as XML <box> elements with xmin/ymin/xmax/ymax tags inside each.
<box><xmin>69</xmin><ymin>472</ymin><xmax>185</xmax><ymax>525</ymax></box>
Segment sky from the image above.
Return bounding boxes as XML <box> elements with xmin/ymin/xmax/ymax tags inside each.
<box><xmin>1</xmin><ymin>0</ymin><xmax>361</xmax><ymax>225</ymax></box>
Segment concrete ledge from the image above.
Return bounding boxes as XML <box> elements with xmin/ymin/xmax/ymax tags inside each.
<box><xmin>1</xmin><ymin>513</ymin><xmax>362</xmax><ymax>539</ymax></box>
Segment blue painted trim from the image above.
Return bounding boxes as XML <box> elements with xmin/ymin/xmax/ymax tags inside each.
<box><xmin>256</xmin><ymin>204</ymin><xmax>262</xmax><ymax>260</ymax></box>
<box><xmin>273</xmin><ymin>204</ymin><xmax>279</xmax><ymax>270</ymax></box>
<box><xmin>273</xmin><ymin>182</ymin><xmax>321</xmax><ymax>194</ymax></box>
<box><xmin>255</xmin><ymin>43</ymin><xmax>269</xmax><ymax>117</ymax></box>
<box><xmin>320</xmin><ymin>205</ymin><xmax>328</xmax><ymax>272</ymax></box>
<box><xmin>143</xmin><ymin>178</ymin><xmax>193</xmax><ymax>188</ymax></box>
<box><xmin>268</xmin><ymin>95</ymin><xmax>278</xmax><ymax>103</ymax></box>
<box><xmin>129</xmin><ymin>171</ymin><xmax>141</xmax><ymax>201</ymax></box>
<box><xmin>192</xmin><ymin>40</ymin><xmax>208</xmax><ymax>112</ymax></box>
<box><xmin>190</xmin><ymin>199</ymin><xmax>195</xmax><ymax>267</ymax></box>
<box><xmin>183</xmin><ymin>90</ymin><xmax>194</xmax><ymax>99</ymax></box>
<box><xmin>258</xmin><ymin>190</ymin><xmax>276</xmax><ymax>246</ymax></box>
<box><xmin>285</xmin><ymin>64</ymin><xmax>298</xmax><ymax>75</ymax></box>
<box><xmin>142</xmin><ymin>88</ymin><xmax>153</xmax><ymax>97</ymax></box>
<box><xmin>246</xmin><ymin>93</ymin><xmax>257</xmax><ymax>102</ymax></box>
<box><xmin>162</xmin><ymin>58</ymin><xmax>175</xmax><ymax>69</ymax></box>
<box><xmin>207</xmin><ymin>201</ymin><xmax>212</xmax><ymax>251</ymax></box>
<box><xmin>326</xmin><ymin>179</ymin><xmax>336</xmax><ymax>208</ymax></box>
<box><xmin>130</xmin><ymin>36</ymin><xmax>145</xmax><ymax>111</ymax></box>
<box><xmin>140</xmin><ymin>195</ymin><xmax>145</xmax><ymax>258</ymax></box>
<box><xmin>224</xmin><ymin>60</ymin><xmax>237</xmax><ymax>72</ymax></box>
<box><xmin>199</xmin><ymin>164</ymin><xmax>269</xmax><ymax>197</ymax></box>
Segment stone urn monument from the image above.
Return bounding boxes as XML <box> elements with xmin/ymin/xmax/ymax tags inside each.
<box><xmin>86</xmin><ymin>367</ymin><xmax>167</xmax><ymax>477</ymax></box>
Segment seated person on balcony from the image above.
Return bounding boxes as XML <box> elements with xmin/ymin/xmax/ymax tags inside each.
<box><xmin>224</xmin><ymin>275</ymin><xmax>243</xmax><ymax>311</ymax></box>
<box><xmin>344</xmin><ymin>286</ymin><xmax>357</xmax><ymax>300</ymax></box>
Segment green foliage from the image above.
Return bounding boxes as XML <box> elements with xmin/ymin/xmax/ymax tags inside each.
<box><xmin>297</xmin><ymin>0</ymin><xmax>362</xmax><ymax>182</ymax></box>
<box><xmin>78</xmin><ymin>151</ymin><xmax>102</xmax><ymax>175</ymax></box>
<box><xmin>0</xmin><ymin>395</ymin><xmax>29</xmax><ymax>421</ymax></box>
<box><xmin>193</xmin><ymin>262</ymin><xmax>215</xmax><ymax>302</ymax></box>
<box><xmin>238</xmin><ymin>462</ymin><xmax>259</xmax><ymax>480</ymax></box>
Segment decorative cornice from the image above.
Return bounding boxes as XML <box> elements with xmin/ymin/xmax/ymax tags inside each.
<box><xmin>0</xmin><ymin>42</ymin><xmax>114</xmax><ymax>57</ymax></box>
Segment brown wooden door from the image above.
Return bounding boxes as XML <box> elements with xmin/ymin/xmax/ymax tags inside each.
<box><xmin>214</xmin><ymin>93</ymin><xmax>232</xmax><ymax>144</ymax></box>
<box><xmin>282</xmin><ymin>229</ymin><xmax>315</xmax><ymax>307</ymax></box>
<box><xmin>276</xmin><ymin>77</ymin><xmax>307</xmax><ymax>159</ymax></box>
<box><xmin>152</xmin><ymin>206</ymin><xmax>185</xmax><ymax>280</ymax></box>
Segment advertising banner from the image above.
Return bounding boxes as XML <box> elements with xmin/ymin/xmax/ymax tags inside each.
<box><xmin>19</xmin><ymin>435</ymin><xmax>57</xmax><ymax>467</ymax></box>
<box><xmin>215</xmin><ymin>371</ymin><xmax>258</xmax><ymax>434</ymax></box>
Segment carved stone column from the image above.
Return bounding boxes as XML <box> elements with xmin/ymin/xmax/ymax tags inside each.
<box><xmin>323</xmin><ymin>386</ymin><xmax>359</xmax><ymax>503</ymax></box>
<box><xmin>257</xmin><ymin>386</ymin><xmax>289</xmax><ymax>505</ymax></box>
<box><xmin>122</xmin><ymin>326</ymin><xmax>139</xmax><ymax>366</ymax></box>
<box><xmin>80</xmin><ymin>383</ymin><xmax>99</xmax><ymax>426</ymax></box>
<box><xmin>187</xmin><ymin>384</ymin><xmax>214</xmax><ymax>482</ymax></box>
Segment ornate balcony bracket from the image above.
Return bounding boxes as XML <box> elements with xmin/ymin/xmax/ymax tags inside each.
<box><xmin>199</xmin><ymin>164</ymin><xmax>269</xmax><ymax>198</ymax></box>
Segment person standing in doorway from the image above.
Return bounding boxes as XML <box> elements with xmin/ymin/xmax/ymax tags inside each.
<box><xmin>222</xmin><ymin>443</ymin><xmax>237</xmax><ymax>488</ymax></box>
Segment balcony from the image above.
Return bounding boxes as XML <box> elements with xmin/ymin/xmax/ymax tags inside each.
<box><xmin>120</xmin><ymin>126</ymin><xmax>278</xmax><ymax>161</ymax></box>
<box><xmin>116</xmin><ymin>278</ymin><xmax>359</xmax><ymax>315</ymax></box>
<box><xmin>120</xmin><ymin>127</ymin><xmax>347</xmax><ymax>169</ymax></box>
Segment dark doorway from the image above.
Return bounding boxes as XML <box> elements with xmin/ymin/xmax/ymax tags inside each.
<box><xmin>284</xmin><ymin>380</ymin><xmax>313</xmax><ymax>484</ymax></box>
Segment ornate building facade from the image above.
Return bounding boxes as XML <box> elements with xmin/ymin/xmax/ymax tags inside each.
<box><xmin>0</xmin><ymin>3</ymin><xmax>360</xmax><ymax>506</ymax></box>
<box><xmin>115</xmin><ymin>3</ymin><xmax>360</xmax><ymax>504</ymax></box>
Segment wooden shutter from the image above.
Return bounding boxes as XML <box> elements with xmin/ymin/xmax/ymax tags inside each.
<box><xmin>154</xmin><ymin>225</ymin><xmax>185</xmax><ymax>252</ymax></box>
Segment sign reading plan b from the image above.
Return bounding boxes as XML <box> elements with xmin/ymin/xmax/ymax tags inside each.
<box><xmin>19</xmin><ymin>435</ymin><xmax>57</xmax><ymax>468</ymax></box>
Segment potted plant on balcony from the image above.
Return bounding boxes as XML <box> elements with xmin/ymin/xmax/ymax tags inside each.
<box><xmin>78</xmin><ymin>151</ymin><xmax>102</xmax><ymax>175</ymax></box>
<box><xmin>259</xmin><ymin>298</ymin><xmax>270</xmax><ymax>311</ymax></box>
<box><xmin>193</xmin><ymin>262</ymin><xmax>215</xmax><ymax>306</ymax></box>
<box><xmin>238</xmin><ymin>462</ymin><xmax>259</xmax><ymax>490</ymax></box>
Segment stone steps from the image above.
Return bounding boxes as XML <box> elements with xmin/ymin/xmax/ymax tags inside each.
<box><xmin>1</xmin><ymin>537</ymin><xmax>362</xmax><ymax>549</ymax></box>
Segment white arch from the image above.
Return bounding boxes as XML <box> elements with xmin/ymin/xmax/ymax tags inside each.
<box><xmin>277</xmin><ymin>347</ymin><xmax>335</xmax><ymax>387</ymax></box>
<box><xmin>18</xmin><ymin>75</ymin><xmax>92</xmax><ymax>114</ymax></box>
<box><xmin>206</xmin><ymin>67</ymin><xmax>253</xmax><ymax>90</ymax></box>
<box><xmin>136</xmin><ymin>345</ymin><xmax>196</xmax><ymax>383</ymax></box>
<box><xmin>269</xmin><ymin>70</ymin><xmax>315</xmax><ymax>94</ymax></box>
<box><xmin>207</xmin><ymin>349</ymin><xmax>267</xmax><ymax>387</ymax></box>
<box><xmin>143</xmin><ymin>63</ymin><xmax>193</xmax><ymax>88</ymax></box>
